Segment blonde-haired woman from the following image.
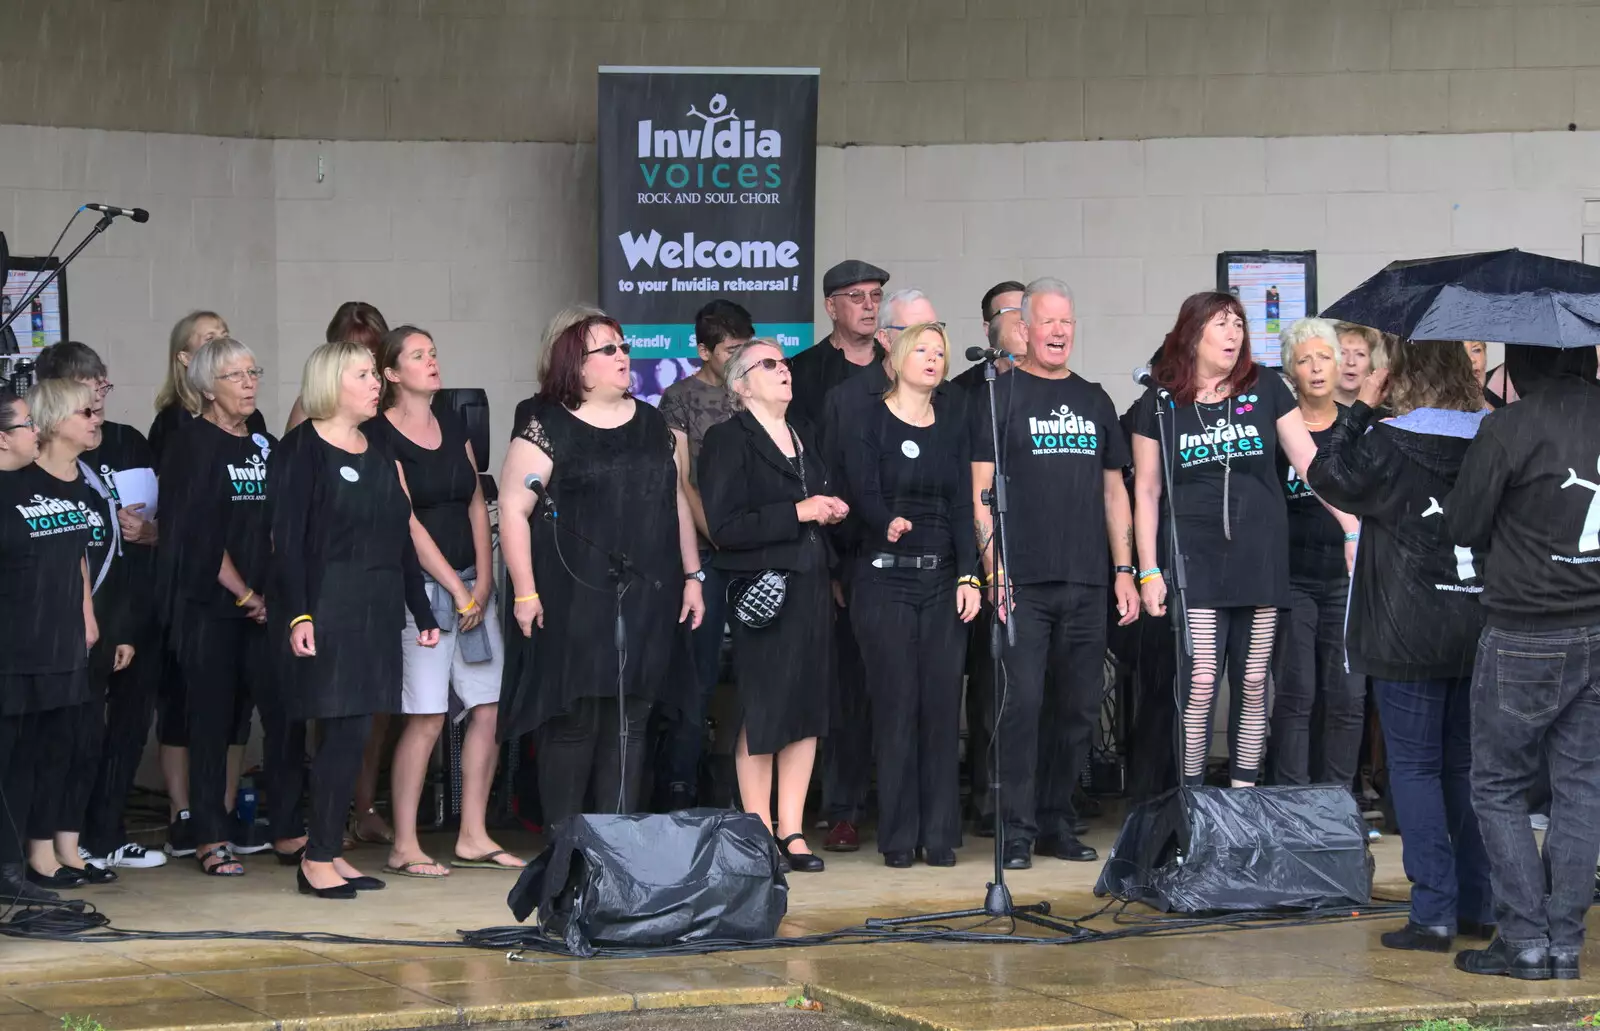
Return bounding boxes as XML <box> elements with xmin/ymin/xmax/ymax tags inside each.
<box><xmin>150</xmin><ymin>312</ymin><xmax>267</xmax><ymax>463</ymax></box>
<box><xmin>836</xmin><ymin>323</ymin><xmax>980</xmax><ymax>868</ymax></box>
<box><xmin>20</xmin><ymin>379</ymin><xmax>122</xmax><ymax>890</ymax></box>
<box><xmin>699</xmin><ymin>340</ymin><xmax>849</xmax><ymax>872</ymax></box>
<box><xmin>272</xmin><ymin>341</ymin><xmax>440</xmax><ymax>899</ymax></box>
<box><xmin>1333</xmin><ymin>323</ymin><xmax>1386</xmax><ymax>409</ymax></box>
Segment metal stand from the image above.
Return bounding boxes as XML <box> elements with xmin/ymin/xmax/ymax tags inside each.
<box><xmin>0</xmin><ymin>213</ymin><xmax>115</xmax><ymax>337</ymax></box>
<box><xmin>1153</xmin><ymin>388</ymin><xmax>1198</xmax><ymax>828</ymax></box>
<box><xmin>865</xmin><ymin>355</ymin><xmax>1086</xmax><ymax>937</ymax></box>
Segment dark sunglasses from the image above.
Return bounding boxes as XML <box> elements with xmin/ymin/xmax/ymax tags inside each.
<box><xmin>752</xmin><ymin>357</ymin><xmax>787</xmax><ymax>372</ymax></box>
<box><xmin>75</xmin><ymin>407</ymin><xmax>99</xmax><ymax>420</ymax></box>
<box><xmin>585</xmin><ymin>342</ymin><xmax>631</xmax><ymax>357</ymax></box>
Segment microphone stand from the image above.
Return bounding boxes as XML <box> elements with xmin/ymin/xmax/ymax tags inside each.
<box><xmin>0</xmin><ymin>213</ymin><xmax>116</xmax><ymax>337</ymax></box>
<box><xmin>1154</xmin><ymin>388</ymin><xmax>1198</xmax><ymax>832</ymax></box>
<box><xmin>865</xmin><ymin>353</ymin><xmax>1087</xmax><ymax>937</ymax></box>
<box><xmin>533</xmin><ymin>494</ymin><xmax>654</xmax><ymax>814</ymax></box>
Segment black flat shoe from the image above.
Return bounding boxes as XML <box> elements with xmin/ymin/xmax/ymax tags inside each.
<box><xmin>296</xmin><ymin>867</ymin><xmax>356</xmax><ymax>899</ymax></box>
<box><xmin>1036</xmin><ymin>835</ymin><xmax>1098</xmax><ymax>862</ymax></box>
<box><xmin>0</xmin><ymin>864</ymin><xmax>57</xmax><ymax>902</ymax></box>
<box><xmin>344</xmin><ymin>875</ymin><xmax>386</xmax><ymax>891</ymax></box>
<box><xmin>924</xmin><ymin>848</ymin><xmax>957</xmax><ymax>867</ymax></box>
<box><xmin>26</xmin><ymin>865</ymin><xmax>86</xmax><ymax>889</ymax></box>
<box><xmin>1551</xmin><ymin>949</ymin><xmax>1580</xmax><ymax>980</ymax></box>
<box><xmin>776</xmin><ymin>833</ymin><xmax>824</xmax><ymax>873</ymax></box>
<box><xmin>882</xmin><ymin>850</ymin><xmax>915</xmax><ymax>869</ymax></box>
<box><xmin>71</xmin><ymin>863</ymin><xmax>117</xmax><ymax>885</ymax></box>
<box><xmin>1381</xmin><ymin>922</ymin><xmax>1452</xmax><ymax>952</ymax></box>
<box><xmin>1003</xmin><ymin>839</ymin><xmax>1032</xmax><ymax>870</ymax></box>
<box><xmin>1458</xmin><ymin>919</ymin><xmax>1497</xmax><ymax>940</ymax></box>
<box><xmin>1455</xmin><ymin>937</ymin><xmax>1551</xmax><ymax>980</ymax></box>
<box><xmin>274</xmin><ymin>845</ymin><xmax>307</xmax><ymax>866</ymax></box>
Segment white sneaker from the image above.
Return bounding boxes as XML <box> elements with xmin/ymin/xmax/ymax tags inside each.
<box><xmin>89</xmin><ymin>843</ymin><xmax>168</xmax><ymax>869</ymax></box>
<box><xmin>1367</xmin><ymin>826</ymin><xmax>1383</xmax><ymax>841</ymax></box>
<box><xmin>1531</xmin><ymin>813</ymin><xmax>1550</xmax><ymax>831</ymax></box>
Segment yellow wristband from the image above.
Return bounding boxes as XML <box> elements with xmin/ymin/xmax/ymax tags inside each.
<box><xmin>456</xmin><ymin>597</ymin><xmax>478</xmax><ymax>614</ymax></box>
<box><xmin>234</xmin><ymin>589</ymin><xmax>254</xmax><ymax>607</ymax></box>
<box><xmin>957</xmin><ymin>575</ymin><xmax>982</xmax><ymax>588</ymax></box>
<box><xmin>288</xmin><ymin>614</ymin><xmax>313</xmax><ymax>629</ymax></box>
<box><xmin>1138</xmin><ymin>571</ymin><xmax>1162</xmax><ymax>585</ymax></box>
<box><xmin>514</xmin><ymin>593</ymin><xmax>539</xmax><ymax>603</ymax></box>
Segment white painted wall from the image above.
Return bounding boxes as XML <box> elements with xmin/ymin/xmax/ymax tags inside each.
<box><xmin>4</xmin><ymin>123</ymin><xmax>1596</xmax><ymax>457</ymax></box>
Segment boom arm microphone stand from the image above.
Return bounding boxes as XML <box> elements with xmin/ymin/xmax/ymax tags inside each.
<box><xmin>865</xmin><ymin>354</ymin><xmax>1087</xmax><ymax>937</ymax></box>
<box><xmin>0</xmin><ymin>212</ymin><xmax>118</xmax><ymax>337</ymax></box>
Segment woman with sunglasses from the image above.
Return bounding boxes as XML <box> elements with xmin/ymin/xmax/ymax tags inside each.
<box><xmin>16</xmin><ymin>380</ymin><xmax>122</xmax><ymax>893</ymax></box>
<box><xmin>498</xmin><ymin>316</ymin><xmax>705</xmax><ymax>829</ymax></box>
<box><xmin>158</xmin><ymin>337</ymin><xmax>310</xmax><ymax>876</ymax></box>
<box><xmin>699</xmin><ymin>340</ymin><xmax>850</xmax><ymax>872</ymax></box>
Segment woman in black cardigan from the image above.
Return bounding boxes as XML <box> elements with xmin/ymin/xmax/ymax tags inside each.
<box><xmin>699</xmin><ymin>340</ymin><xmax>849</xmax><ymax>873</ymax></box>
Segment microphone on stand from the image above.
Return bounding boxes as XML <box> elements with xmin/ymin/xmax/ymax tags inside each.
<box><xmin>1132</xmin><ymin>365</ymin><xmax>1156</xmax><ymax>388</ymax></box>
<box><xmin>524</xmin><ymin>472</ymin><xmax>556</xmax><ymax>513</ymax></box>
<box><xmin>82</xmin><ymin>203</ymin><xmax>150</xmax><ymax>223</ymax></box>
<box><xmin>966</xmin><ymin>345</ymin><xmax>1006</xmax><ymax>363</ymax></box>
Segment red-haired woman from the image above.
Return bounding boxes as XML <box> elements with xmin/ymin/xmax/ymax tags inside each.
<box><xmin>286</xmin><ymin>302</ymin><xmax>390</xmax><ymax>433</ymax></box>
<box><xmin>1131</xmin><ymin>292</ymin><xmax>1358</xmax><ymax>789</ymax></box>
<box><xmin>496</xmin><ymin>315</ymin><xmax>705</xmax><ymax>827</ymax></box>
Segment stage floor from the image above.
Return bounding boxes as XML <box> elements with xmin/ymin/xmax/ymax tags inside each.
<box><xmin>2</xmin><ymin>822</ymin><xmax>1599</xmax><ymax>1031</ymax></box>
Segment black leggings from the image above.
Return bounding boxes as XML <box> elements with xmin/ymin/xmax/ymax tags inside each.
<box><xmin>0</xmin><ymin>711</ymin><xmax>44</xmax><ymax>864</ymax></box>
<box><xmin>81</xmin><ymin>636</ymin><xmax>161</xmax><ymax>855</ymax></box>
<box><xmin>306</xmin><ymin>714</ymin><xmax>371</xmax><ymax>863</ymax></box>
<box><xmin>536</xmin><ymin>697</ymin><xmax>650</xmax><ymax>830</ymax></box>
<box><xmin>1182</xmin><ymin>606</ymin><xmax>1276</xmax><ymax>786</ymax></box>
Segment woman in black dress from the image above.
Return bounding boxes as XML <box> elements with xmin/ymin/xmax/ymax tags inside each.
<box><xmin>699</xmin><ymin>340</ymin><xmax>849</xmax><ymax>872</ymax></box>
<box><xmin>1132</xmin><ymin>293</ymin><xmax>1358</xmax><ymax>788</ymax></box>
<box><xmin>836</xmin><ymin>324</ymin><xmax>980</xmax><ymax>868</ymax></box>
<box><xmin>498</xmin><ymin>314</ymin><xmax>704</xmax><ymax>830</ymax></box>
<box><xmin>160</xmin><ymin>337</ymin><xmax>310</xmax><ymax>875</ymax></box>
<box><xmin>273</xmin><ymin>341</ymin><xmax>440</xmax><ymax>899</ymax></box>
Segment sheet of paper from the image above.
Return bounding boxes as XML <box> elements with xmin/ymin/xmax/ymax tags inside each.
<box><xmin>114</xmin><ymin>467</ymin><xmax>158</xmax><ymax>519</ymax></box>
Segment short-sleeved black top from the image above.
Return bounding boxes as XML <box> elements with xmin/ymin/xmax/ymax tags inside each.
<box><xmin>365</xmin><ymin>409</ymin><xmax>479</xmax><ymax>571</ymax></box>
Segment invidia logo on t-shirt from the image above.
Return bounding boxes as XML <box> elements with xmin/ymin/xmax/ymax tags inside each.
<box><xmin>15</xmin><ymin>494</ymin><xmax>105</xmax><ymax>540</ymax></box>
<box><xmin>1177</xmin><ymin>417</ymin><xmax>1264</xmax><ymax>468</ymax></box>
<box><xmin>1028</xmin><ymin>405</ymin><xmax>1099</xmax><ymax>457</ymax></box>
<box><xmin>227</xmin><ymin>454</ymin><xmax>267</xmax><ymax>501</ymax></box>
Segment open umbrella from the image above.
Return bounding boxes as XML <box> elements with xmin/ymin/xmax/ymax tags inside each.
<box><xmin>1320</xmin><ymin>249</ymin><xmax>1600</xmax><ymax>349</ymax></box>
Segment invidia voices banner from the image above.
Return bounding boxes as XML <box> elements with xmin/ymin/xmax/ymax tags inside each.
<box><xmin>598</xmin><ymin>66</ymin><xmax>819</xmax><ymax>404</ymax></box>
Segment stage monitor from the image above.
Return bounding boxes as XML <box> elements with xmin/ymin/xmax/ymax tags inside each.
<box><xmin>1</xmin><ymin>257</ymin><xmax>68</xmax><ymax>357</ymax></box>
<box><xmin>1216</xmin><ymin>250</ymin><xmax>1317</xmax><ymax>368</ymax></box>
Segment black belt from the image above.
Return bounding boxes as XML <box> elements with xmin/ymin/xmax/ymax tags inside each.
<box><xmin>868</xmin><ymin>552</ymin><xmax>950</xmax><ymax>570</ymax></box>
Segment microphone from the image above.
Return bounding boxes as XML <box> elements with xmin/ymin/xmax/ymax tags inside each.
<box><xmin>524</xmin><ymin>472</ymin><xmax>555</xmax><ymax>510</ymax></box>
<box><xmin>1133</xmin><ymin>365</ymin><xmax>1155</xmax><ymax>388</ymax></box>
<box><xmin>966</xmin><ymin>345</ymin><xmax>1005</xmax><ymax>363</ymax></box>
<box><xmin>82</xmin><ymin>203</ymin><xmax>150</xmax><ymax>223</ymax></box>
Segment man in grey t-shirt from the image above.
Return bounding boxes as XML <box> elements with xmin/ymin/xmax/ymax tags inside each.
<box><xmin>658</xmin><ymin>298</ymin><xmax>752</xmax><ymax>808</ymax></box>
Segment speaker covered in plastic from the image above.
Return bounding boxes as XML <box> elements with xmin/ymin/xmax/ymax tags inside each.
<box><xmin>1094</xmin><ymin>785</ymin><xmax>1372</xmax><ymax>913</ymax></box>
<box><xmin>508</xmin><ymin>809</ymin><xmax>788</xmax><ymax>956</ymax></box>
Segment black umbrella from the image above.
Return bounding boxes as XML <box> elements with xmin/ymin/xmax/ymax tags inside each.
<box><xmin>1320</xmin><ymin>249</ymin><xmax>1600</xmax><ymax>349</ymax></box>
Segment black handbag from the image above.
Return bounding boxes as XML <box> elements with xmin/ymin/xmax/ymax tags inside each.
<box><xmin>728</xmin><ymin>425</ymin><xmax>807</xmax><ymax>630</ymax></box>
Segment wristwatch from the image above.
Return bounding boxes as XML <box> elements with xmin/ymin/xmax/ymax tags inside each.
<box><xmin>685</xmin><ymin>569</ymin><xmax>706</xmax><ymax>582</ymax></box>
<box><xmin>1114</xmin><ymin>565</ymin><xmax>1137</xmax><ymax>576</ymax></box>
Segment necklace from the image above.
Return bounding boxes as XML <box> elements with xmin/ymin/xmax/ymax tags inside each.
<box><xmin>1194</xmin><ymin>395</ymin><xmax>1235</xmax><ymax>541</ymax></box>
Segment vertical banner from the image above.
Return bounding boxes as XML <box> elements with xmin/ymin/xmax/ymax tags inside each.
<box><xmin>599</xmin><ymin>66</ymin><xmax>819</xmax><ymax>404</ymax></box>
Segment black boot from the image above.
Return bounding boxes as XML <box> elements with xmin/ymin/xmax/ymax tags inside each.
<box><xmin>1454</xmin><ymin>937</ymin><xmax>1551</xmax><ymax>980</ymax></box>
<box><xmin>1550</xmin><ymin>949</ymin><xmax>1580</xmax><ymax>981</ymax></box>
<box><xmin>1002</xmin><ymin>838</ymin><xmax>1032</xmax><ymax>870</ymax></box>
<box><xmin>0</xmin><ymin>863</ymin><xmax>57</xmax><ymax>903</ymax></box>
<box><xmin>1457</xmin><ymin>920</ymin><xmax>1497</xmax><ymax>941</ymax></box>
<box><xmin>1381</xmin><ymin>922</ymin><xmax>1453</xmax><ymax>952</ymax></box>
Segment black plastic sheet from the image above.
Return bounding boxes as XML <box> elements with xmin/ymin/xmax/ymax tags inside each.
<box><xmin>507</xmin><ymin>809</ymin><xmax>788</xmax><ymax>956</ymax></box>
<box><xmin>1320</xmin><ymin>248</ymin><xmax>1600</xmax><ymax>348</ymax></box>
<box><xmin>1094</xmin><ymin>786</ymin><xmax>1372</xmax><ymax>914</ymax></box>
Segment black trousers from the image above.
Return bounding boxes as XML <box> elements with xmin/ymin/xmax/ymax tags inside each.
<box><xmin>999</xmin><ymin>581</ymin><xmax>1107</xmax><ymax>842</ymax></box>
<box><xmin>963</xmin><ymin>603</ymin><xmax>997</xmax><ymax>823</ymax></box>
<box><xmin>822</xmin><ymin>597</ymin><xmax>872</xmax><ymax>825</ymax></box>
<box><xmin>536</xmin><ymin>696</ymin><xmax>650</xmax><ymax>830</ymax></box>
<box><xmin>1270</xmin><ymin>575</ymin><xmax>1365</xmax><ymax>788</ymax></box>
<box><xmin>81</xmin><ymin>634</ymin><xmax>161</xmax><ymax>855</ymax></box>
<box><xmin>25</xmin><ymin>704</ymin><xmax>80</xmax><ymax>840</ymax></box>
<box><xmin>307</xmin><ymin>713</ymin><xmax>371</xmax><ymax>863</ymax></box>
<box><xmin>851</xmin><ymin>569</ymin><xmax>967</xmax><ymax>854</ymax></box>
<box><xmin>0</xmin><ymin>710</ymin><xmax>44</xmax><ymax>864</ymax></box>
<box><xmin>180</xmin><ymin>614</ymin><xmax>306</xmax><ymax>846</ymax></box>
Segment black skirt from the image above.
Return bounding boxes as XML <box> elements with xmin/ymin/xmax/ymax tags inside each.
<box><xmin>0</xmin><ymin>667</ymin><xmax>90</xmax><ymax>717</ymax></box>
<box><xmin>729</xmin><ymin>563</ymin><xmax>832</xmax><ymax>755</ymax></box>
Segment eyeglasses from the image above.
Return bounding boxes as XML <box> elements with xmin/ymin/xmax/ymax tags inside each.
<box><xmin>91</xmin><ymin>379</ymin><xmax>114</xmax><ymax>399</ymax></box>
<box><xmin>830</xmin><ymin>288</ymin><xmax>884</xmax><ymax>305</ymax></box>
<box><xmin>885</xmin><ymin>321</ymin><xmax>948</xmax><ymax>334</ymax></box>
<box><xmin>752</xmin><ymin>357</ymin><xmax>786</xmax><ymax>372</ymax></box>
<box><xmin>988</xmin><ymin>306</ymin><xmax>1020</xmax><ymax>319</ymax></box>
<box><xmin>216</xmin><ymin>367</ymin><xmax>264</xmax><ymax>383</ymax></box>
<box><xmin>73</xmin><ymin>407</ymin><xmax>98</xmax><ymax>420</ymax></box>
<box><xmin>585</xmin><ymin>343</ymin><xmax>631</xmax><ymax>357</ymax></box>
<box><xmin>0</xmin><ymin>417</ymin><xmax>35</xmax><ymax>433</ymax></box>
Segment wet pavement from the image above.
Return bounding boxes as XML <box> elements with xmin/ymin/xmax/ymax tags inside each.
<box><xmin>2</xmin><ymin>825</ymin><xmax>1598</xmax><ymax>1031</ymax></box>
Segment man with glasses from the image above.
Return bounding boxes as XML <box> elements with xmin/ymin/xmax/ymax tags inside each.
<box><xmin>788</xmin><ymin>260</ymin><xmax>890</xmax><ymax>431</ymax></box>
<box><xmin>33</xmin><ymin>341</ymin><xmax>168</xmax><ymax>872</ymax></box>
<box><xmin>954</xmin><ymin>281</ymin><xmax>1028</xmax><ymax>395</ymax></box>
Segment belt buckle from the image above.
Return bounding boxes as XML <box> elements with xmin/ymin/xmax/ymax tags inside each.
<box><xmin>871</xmin><ymin>554</ymin><xmax>890</xmax><ymax>569</ymax></box>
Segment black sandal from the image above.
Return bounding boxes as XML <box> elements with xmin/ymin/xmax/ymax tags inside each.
<box><xmin>776</xmin><ymin>833</ymin><xmax>824</xmax><ymax>873</ymax></box>
<box><xmin>197</xmin><ymin>845</ymin><xmax>244</xmax><ymax>877</ymax></box>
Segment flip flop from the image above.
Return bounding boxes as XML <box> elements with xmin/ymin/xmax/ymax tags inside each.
<box><xmin>451</xmin><ymin>849</ymin><xmax>524</xmax><ymax>870</ymax></box>
<box><xmin>382</xmin><ymin>859</ymin><xmax>450</xmax><ymax>878</ymax></box>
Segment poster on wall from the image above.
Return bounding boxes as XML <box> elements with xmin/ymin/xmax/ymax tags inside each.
<box><xmin>598</xmin><ymin>65</ymin><xmax>819</xmax><ymax>405</ymax></box>
<box><xmin>1</xmin><ymin>258</ymin><xmax>68</xmax><ymax>357</ymax></box>
<box><xmin>1216</xmin><ymin>250</ymin><xmax>1317</xmax><ymax>368</ymax></box>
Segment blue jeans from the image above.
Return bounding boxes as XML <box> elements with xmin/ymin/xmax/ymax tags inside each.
<box><xmin>1471</xmin><ymin>624</ymin><xmax>1600</xmax><ymax>952</ymax></box>
<box><xmin>665</xmin><ymin>554</ymin><xmax>726</xmax><ymax>796</ymax></box>
<box><xmin>1373</xmin><ymin>677</ymin><xmax>1493</xmax><ymax>928</ymax></box>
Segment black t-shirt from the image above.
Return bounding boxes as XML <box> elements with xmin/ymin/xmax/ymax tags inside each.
<box><xmin>162</xmin><ymin>418</ymin><xmax>277</xmax><ymax>617</ymax></box>
<box><xmin>972</xmin><ymin>368</ymin><xmax>1128</xmax><ymax>587</ymax></box>
<box><xmin>0</xmin><ymin>464</ymin><xmax>103</xmax><ymax>674</ymax></box>
<box><xmin>839</xmin><ymin>392</ymin><xmax>976</xmax><ymax>574</ymax></box>
<box><xmin>1279</xmin><ymin>411</ymin><xmax>1346</xmax><ymax>582</ymax></box>
<box><xmin>81</xmin><ymin>421</ymin><xmax>156</xmax><ymax>640</ymax></box>
<box><xmin>364</xmin><ymin>409</ymin><xmax>479</xmax><ymax>571</ymax></box>
<box><xmin>788</xmin><ymin>333</ymin><xmax>887</xmax><ymax>432</ymax></box>
<box><xmin>1132</xmin><ymin>366</ymin><xmax>1294</xmax><ymax>608</ymax></box>
<box><xmin>148</xmin><ymin>402</ymin><xmax>268</xmax><ymax>469</ymax></box>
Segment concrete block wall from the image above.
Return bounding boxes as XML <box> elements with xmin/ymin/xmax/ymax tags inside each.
<box><xmin>6</xmin><ymin>122</ymin><xmax>1598</xmax><ymax>455</ymax></box>
<box><xmin>11</xmin><ymin>0</ymin><xmax>1600</xmax><ymax>146</ymax></box>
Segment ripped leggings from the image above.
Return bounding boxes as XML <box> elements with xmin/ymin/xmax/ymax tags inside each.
<box><xmin>1182</xmin><ymin>606</ymin><xmax>1277</xmax><ymax>786</ymax></box>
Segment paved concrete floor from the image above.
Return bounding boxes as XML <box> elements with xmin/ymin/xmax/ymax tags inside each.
<box><xmin>2</xmin><ymin>823</ymin><xmax>1598</xmax><ymax>1031</ymax></box>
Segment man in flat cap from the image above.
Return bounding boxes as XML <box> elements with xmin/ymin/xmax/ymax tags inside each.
<box><xmin>788</xmin><ymin>260</ymin><xmax>890</xmax><ymax>431</ymax></box>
